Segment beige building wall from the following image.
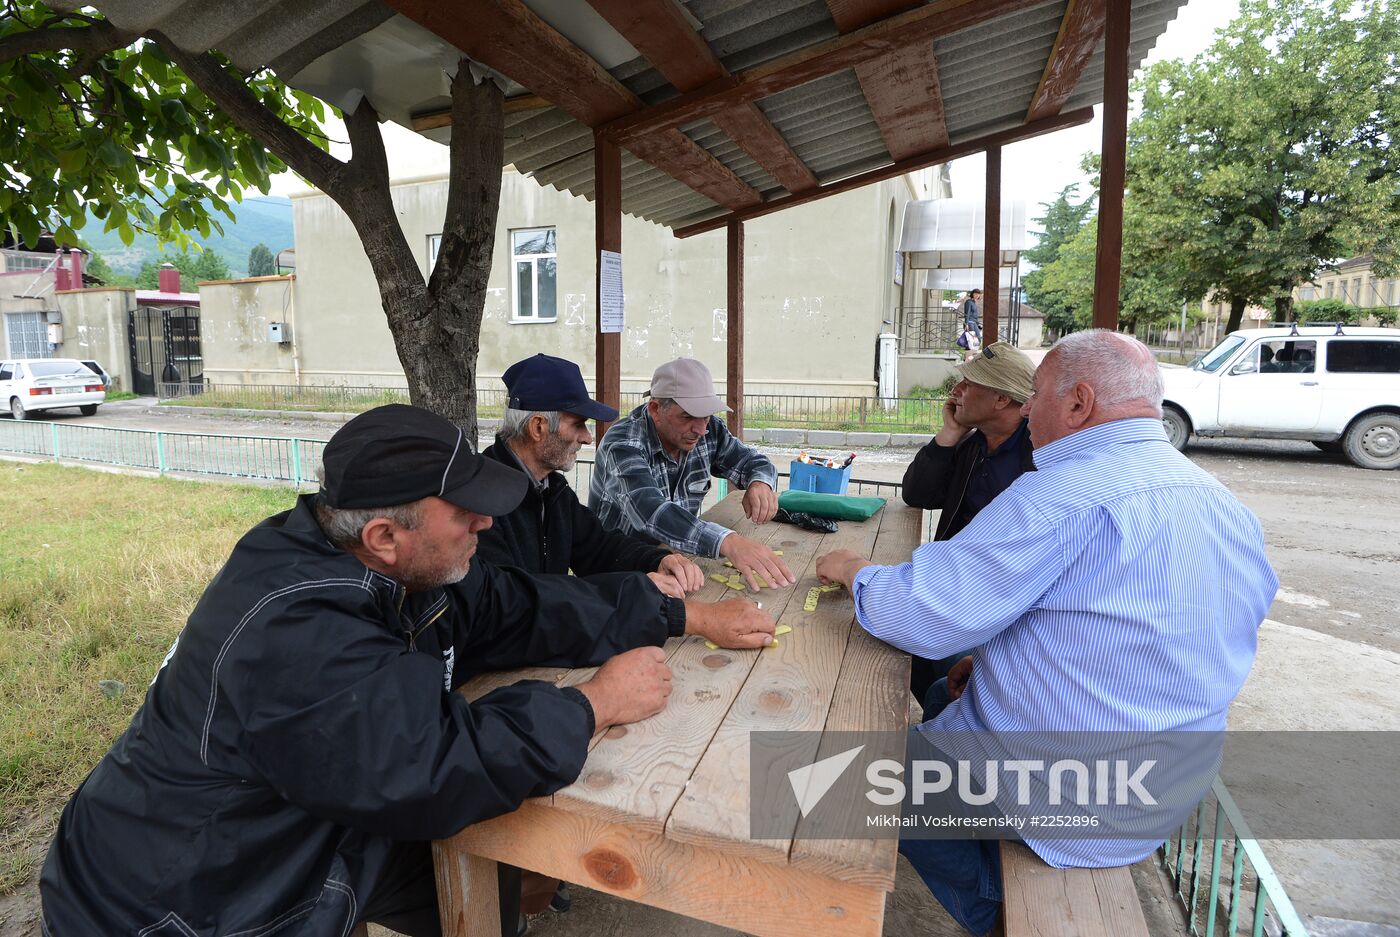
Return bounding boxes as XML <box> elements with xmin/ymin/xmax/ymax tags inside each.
<box><xmin>1297</xmin><ymin>258</ymin><xmax>1400</xmax><ymax>318</ymax></box>
<box><xmin>286</xmin><ymin>167</ymin><xmax>927</xmax><ymax>398</ymax></box>
<box><xmin>52</xmin><ymin>287</ymin><xmax>135</xmax><ymax>391</ymax></box>
<box><xmin>197</xmin><ymin>276</ymin><xmax>300</xmax><ymax>384</ymax></box>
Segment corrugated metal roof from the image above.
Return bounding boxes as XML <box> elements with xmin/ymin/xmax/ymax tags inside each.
<box><xmin>93</xmin><ymin>0</ymin><xmax>1188</xmax><ymax>230</ymax></box>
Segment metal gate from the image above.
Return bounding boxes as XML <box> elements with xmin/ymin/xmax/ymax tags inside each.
<box><xmin>128</xmin><ymin>305</ymin><xmax>203</xmax><ymax>396</ymax></box>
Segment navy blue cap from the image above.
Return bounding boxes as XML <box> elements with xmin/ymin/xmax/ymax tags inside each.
<box><xmin>501</xmin><ymin>354</ymin><xmax>618</xmax><ymax>422</ymax></box>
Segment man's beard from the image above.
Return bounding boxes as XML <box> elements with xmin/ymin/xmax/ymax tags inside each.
<box><xmin>398</xmin><ymin>553</ymin><xmax>474</xmax><ymax>591</ymax></box>
<box><xmin>540</xmin><ymin>433</ymin><xmax>580</xmax><ymax>473</ymax></box>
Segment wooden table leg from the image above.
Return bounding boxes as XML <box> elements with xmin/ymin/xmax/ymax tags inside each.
<box><xmin>433</xmin><ymin>842</ymin><xmax>521</xmax><ymax>937</ymax></box>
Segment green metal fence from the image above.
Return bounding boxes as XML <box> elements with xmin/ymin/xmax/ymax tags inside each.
<box><xmin>0</xmin><ymin>419</ymin><xmax>328</xmax><ymax>486</ymax></box>
<box><xmin>157</xmin><ymin>382</ymin><xmax>946</xmax><ymax>432</ymax></box>
<box><xmin>1161</xmin><ymin>778</ymin><xmax>1309</xmax><ymax>937</ymax></box>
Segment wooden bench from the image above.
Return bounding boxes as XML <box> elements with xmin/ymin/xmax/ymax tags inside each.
<box><xmin>1000</xmin><ymin>842</ymin><xmax>1150</xmax><ymax>937</ymax></box>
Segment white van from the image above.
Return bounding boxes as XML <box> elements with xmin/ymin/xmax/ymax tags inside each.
<box><xmin>0</xmin><ymin>358</ymin><xmax>108</xmax><ymax>420</ymax></box>
<box><xmin>1160</xmin><ymin>326</ymin><xmax>1400</xmax><ymax>469</ymax></box>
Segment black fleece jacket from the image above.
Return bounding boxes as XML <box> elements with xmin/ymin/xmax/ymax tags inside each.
<box><xmin>477</xmin><ymin>439</ymin><xmax>671</xmax><ymax>576</ymax></box>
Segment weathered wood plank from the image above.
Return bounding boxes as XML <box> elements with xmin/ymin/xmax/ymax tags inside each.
<box><xmin>432</xmin><ymin>845</ymin><xmax>503</xmax><ymax>937</ymax></box>
<box><xmin>446</xmin><ymin>800</ymin><xmax>889</xmax><ymax>937</ymax></box>
<box><xmin>553</xmin><ymin>520</ymin><xmax>825</xmax><ymax>831</ymax></box>
<box><xmin>1000</xmin><ymin>841</ymin><xmax>1150</xmax><ymax>937</ymax></box>
<box><xmin>458</xmin><ymin>667</ymin><xmax>571</xmax><ymax>703</ymax></box>
<box><xmin>664</xmin><ymin>508</ymin><xmax>886</xmax><ymax>863</ymax></box>
<box><xmin>1026</xmin><ymin>0</ymin><xmax>1107</xmax><ymax>122</ymax></box>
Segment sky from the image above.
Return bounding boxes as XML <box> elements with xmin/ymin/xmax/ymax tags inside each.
<box><xmin>269</xmin><ymin>0</ymin><xmax>1243</xmax><ymax>216</ymax></box>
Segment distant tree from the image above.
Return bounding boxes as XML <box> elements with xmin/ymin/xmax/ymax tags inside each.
<box><xmin>134</xmin><ymin>248</ymin><xmax>228</xmax><ymax>290</ymax></box>
<box><xmin>1038</xmin><ymin>200</ymin><xmax>1192</xmax><ymax>335</ymax></box>
<box><xmin>247</xmin><ymin>242</ymin><xmax>274</xmax><ymax>277</ymax></box>
<box><xmin>1128</xmin><ymin>0</ymin><xmax>1400</xmax><ymax>332</ymax></box>
<box><xmin>1295</xmin><ymin>299</ymin><xmax>1366</xmax><ymax>325</ymax></box>
<box><xmin>1023</xmin><ymin>184</ymin><xmax>1095</xmax><ymax>338</ymax></box>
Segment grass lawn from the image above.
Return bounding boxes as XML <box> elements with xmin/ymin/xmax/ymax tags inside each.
<box><xmin>0</xmin><ymin>462</ymin><xmax>297</xmax><ymax>893</ymax></box>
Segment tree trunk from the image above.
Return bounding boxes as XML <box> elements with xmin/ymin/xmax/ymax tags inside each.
<box><xmin>1275</xmin><ymin>293</ymin><xmax>1295</xmax><ymax>324</ymax></box>
<box><xmin>1225</xmin><ymin>296</ymin><xmax>1248</xmax><ymax>333</ymax></box>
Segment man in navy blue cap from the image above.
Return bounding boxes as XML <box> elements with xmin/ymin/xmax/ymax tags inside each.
<box><xmin>479</xmin><ymin>353</ymin><xmax>705</xmax><ymax>597</ymax></box>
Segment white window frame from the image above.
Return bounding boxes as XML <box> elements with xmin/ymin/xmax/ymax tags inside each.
<box><xmin>510</xmin><ymin>227</ymin><xmax>557</xmax><ymax>323</ymax></box>
<box><xmin>427</xmin><ymin>234</ymin><xmax>442</xmax><ymax>271</ymax></box>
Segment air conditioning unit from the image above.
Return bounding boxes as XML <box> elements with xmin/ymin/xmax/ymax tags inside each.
<box><xmin>46</xmin><ymin>322</ymin><xmax>63</xmax><ymax>344</ymax></box>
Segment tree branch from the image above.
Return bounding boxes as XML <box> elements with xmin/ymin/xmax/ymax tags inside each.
<box><xmin>153</xmin><ymin>36</ymin><xmax>346</xmax><ymax>195</ymax></box>
<box><xmin>0</xmin><ymin>18</ymin><xmax>135</xmax><ymax>64</ymax></box>
<box><xmin>431</xmin><ymin>63</ymin><xmax>503</xmax><ymax>303</ymax></box>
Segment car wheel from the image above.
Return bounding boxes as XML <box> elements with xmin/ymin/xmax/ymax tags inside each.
<box><xmin>79</xmin><ymin>404</ymin><xmax>98</xmax><ymax>416</ymax></box>
<box><xmin>1162</xmin><ymin>406</ymin><xmax>1190</xmax><ymax>451</ymax></box>
<box><xmin>9</xmin><ymin>397</ymin><xmax>26</xmax><ymax>421</ymax></box>
<box><xmin>1343</xmin><ymin>412</ymin><xmax>1400</xmax><ymax>470</ymax></box>
<box><xmin>1311</xmin><ymin>440</ymin><xmax>1344</xmax><ymax>454</ymax></box>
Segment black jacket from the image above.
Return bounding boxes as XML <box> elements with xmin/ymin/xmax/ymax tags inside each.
<box><xmin>40</xmin><ymin>494</ymin><xmax>684</xmax><ymax>936</ymax></box>
<box><xmin>478</xmin><ymin>440</ymin><xmax>670</xmax><ymax>576</ymax></box>
<box><xmin>901</xmin><ymin>420</ymin><xmax>1036</xmax><ymax>540</ymax></box>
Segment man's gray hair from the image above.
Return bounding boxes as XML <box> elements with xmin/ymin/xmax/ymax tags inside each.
<box><xmin>1051</xmin><ymin>329</ymin><xmax>1164</xmax><ymax>415</ymax></box>
<box><xmin>650</xmin><ymin>397</ymin><xmax>676</xmax><ymax>411</ymax></box>
<box><xmin>313</xmin><ymin>465</ymin><xmax>424</xmax><ymax>550</ymax></box>
<box><xmin>499</xmin><ymin>407</ymin><xmax>561</xmax><ymax>440</ymax></box>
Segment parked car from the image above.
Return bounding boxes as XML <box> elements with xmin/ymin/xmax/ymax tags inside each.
<box><xmin>79</xmin><ymin>359</ymin><xmax>113</xmax><ymax>390</ymax></box>
<box><xmin>1160</xmin><ymin>325</ymin><xmax>1400</xmax><ymax>470</ymax></box>
<box><xmin>0</xmin><ymin>358</ymin><xmax>108</xmax><ymax>420</ymax></box>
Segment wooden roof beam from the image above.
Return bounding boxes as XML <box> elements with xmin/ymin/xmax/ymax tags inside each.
<box><xmin>826</xmin><ymin>0</ymin><xmax>948</xmax><ymax>158</ymax></box>
<box><xmin>1027</xmin><ymin>0</ymin><xmax>1107</xmax><ymax>122</ymax></box>
<box><xmin>384</xmin><ymin>0</ymin><xmax>760</xmax><ymax>210</ymax></box>
<box><xmin>586</xmin><ymin>0</ymin><xmax>817</xmax><ymax>194</ymax></box>
<box><xmin>672</xmin><ymin>106</ymin><xmax>1094</xmax><ymax>238</ymax></box>
<box><xmin>601</xmin><ymin>0</ymin><xmax>1047</xmax><ymax>146</ymax></box>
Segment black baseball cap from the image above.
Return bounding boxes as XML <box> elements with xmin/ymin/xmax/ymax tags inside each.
<box><xmin>321</xmin><ymin>404</ymin><xmax>527</xmax><ymax>515</ymax></box>
<box><xmin>502</xmin><ymin>354</ymin><xmax>618</xmax><ymax>422</ymax></box>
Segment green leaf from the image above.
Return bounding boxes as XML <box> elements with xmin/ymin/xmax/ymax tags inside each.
<box><xmin>118</xmin><ymin>222</ymin><xmax>135</xmax><ymax>247</ymax></box>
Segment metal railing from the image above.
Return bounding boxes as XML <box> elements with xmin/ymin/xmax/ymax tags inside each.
<box><xmin>0</xmin><ymin>419</ymin><xmax>327</xmax><ymax>485</ymax></box>
<box><xmin>1160</xmin><ymin>778</ymin><xmax>1309</xmax><ymax>937</ymax></box>
<box><xmin>896</xmin><ymin>305</ymin><xmax>1022</xmax><ymax>354</ymax></box>
<box><xmin>158</xmin><ymin>382</ymin><xmax>946</xmax><ymax>433</ymax></box>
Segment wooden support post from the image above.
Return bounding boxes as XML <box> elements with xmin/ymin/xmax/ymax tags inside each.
<box><xmin>726</xmin><ymin>219</ymin><xmax>745</xmax><ymax>436</ymax></box>
<box><xmin>595</xmin><ymin>131</ymin><xmax>622</xmax><ymax>431</ymax></box>
<box><xmin>1092</xmin><ymin>0</ymin><xmax>1130</xmax><ymax>330</ymax></box>
<box><xmin>983</xmin><ymin>145</ymin><xmax>1002</xmax><ymax>344</ymax></box>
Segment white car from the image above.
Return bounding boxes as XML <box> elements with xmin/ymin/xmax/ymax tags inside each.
<box><xmin>1160</xmin><ymin>325</ymin><xmax>1400</xmax><ymax>470</ymax></box>
<box><xmin>0</xmin><ymin>358</ymin><xmax>108</xmax><ymax>421</ymax></box>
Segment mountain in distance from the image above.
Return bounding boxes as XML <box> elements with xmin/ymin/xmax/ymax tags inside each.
<box><xmin>83</xmin><ymin>195</ymin><xmax>294</xmax><ymax>279</ymax></box>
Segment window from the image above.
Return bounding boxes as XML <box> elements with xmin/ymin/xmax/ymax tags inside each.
<box><xmin>1299</xmin><ymin>286</ymin><xmax>1316</xmax><ymax>301</ymax></box>
<box><xmin>1353</xmin><ymin>278</ymin><xmax>1363</xmax><ymax>305</ymax></box>
<box><xmin>1254</xmin><ymin>339</ymin><xmax>1316</xmax><ymax>374</ymax></box>
<box><xmin>1326</xmin><ymin>341</ymin><xmax>1400</xmax><ymax>374</ymax></box>
<box><xmin>1197</xmin><ymin>335</ymin><xmax>1246</xmax><ymax>373</ymax></box>
<box><xmin>1387</xmin><ymin>280</ymin><xmax>1396</xmax><ymax>306</ymax></box>
<box><xmin>511</xmin><ymin>228</ymin><xmax>557</xmax><ymax>321</ymax></box>
<box><xmin>427</xmin><ymin>234</ymin><xmax>441</xmax><ymax>271</ymax></box>
<box><xmin>28</xmin><ymin>360</ymin><xmax>88</xmax><ymax>378</ymax></box>
<box><xmin>4</xmin><ymin>311</ymin><xmax>49</xmax><ymax>358</ymax></box>
<box><xmin>0</xmin><ymin>364</ymin><xmax>12</xmax><ymax>381</ymax></box>
<box><xmin>1324</xmin><ymin>281</ymin><xmax>1334</xmax><ymax>299</ymax></box>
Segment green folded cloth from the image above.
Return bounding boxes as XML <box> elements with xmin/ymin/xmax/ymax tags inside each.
<box><xmin>777</xmin><ymin>490</ymin><xmax>886</xmax><ymax>521</ymax></box>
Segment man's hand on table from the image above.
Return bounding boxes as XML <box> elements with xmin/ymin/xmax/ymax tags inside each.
<box><xmin>647</xmin><ymin>571</ymin><xmax>687</xmax><ymax>599</ymax></box>
<box><xmin>742</xmin><ymin>481</ymin><xmax>779</xmax><ymax>524</ymax></box>
<box><xmin>719</xmin><ymin>532</ymin><xmax>795</xmax><ymax>592</ymax></box>
<box><xmin>575</xmin><ymin>646</ymin><xmax>672</xmax><ymax>728</ymax></box>
<box><xmin>657</xmin><ymin>552</ymin><xmax>705</xmax><ymax>593</ymax></box>
<box><xmin>684</xmin><ymin>597</ymin><xmax>776</xmax><ymax>649</ymax></box>
<box><xmin>816</xmin><ymin>548</ymin><xmax>874</xmax><ymax>592</ymax></box>
<box><xmin>946</xmin><ymin>655</ymin><xmax>973</xmax><ymax>700</ymax></box>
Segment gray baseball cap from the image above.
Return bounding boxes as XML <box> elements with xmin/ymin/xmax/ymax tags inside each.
<box><xmin>957</xmin><ymin>342</ymin><xmax>1037</xmax><ymax>403</ymax></box>
<box><xmin>649</xmin><ymin>358</ymin><xmax>730</xmax><ymax>417</ymax></box>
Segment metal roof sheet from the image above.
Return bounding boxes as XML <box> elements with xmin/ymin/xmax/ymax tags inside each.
<box><xmin>93</xmin><ymin>0</ymin><xmax>1188</xmax><ymax>229</ymax></box>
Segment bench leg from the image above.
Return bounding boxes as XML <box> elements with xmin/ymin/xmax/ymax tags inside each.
<box><xmin>433</xmin><ymin>843</ymin><xmax>522</xmax><ymax>937</ymax></box>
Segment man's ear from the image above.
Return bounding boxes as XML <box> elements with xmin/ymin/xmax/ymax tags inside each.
<box><xmin>527</xmin><ymin>413</ymin><xmax>550</xmax><ymax>442</ymax></box>
<box><xmin>358</xmin><ymin>516</ymin><xmax>401</xmax><ymax>567</ymax></box>
<box><xmin>1066</xmin><ymin>381</ymin><xmax>1097</xmax><ymax>428</ymax></box>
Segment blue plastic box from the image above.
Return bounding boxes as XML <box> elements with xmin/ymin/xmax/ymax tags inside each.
<box><xmin>788</xmin><ymin>460</ymin><xmax>853</xmax><ymax>495</ymax></box>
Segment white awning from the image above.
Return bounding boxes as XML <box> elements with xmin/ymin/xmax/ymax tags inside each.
<box><xmin>899</xmin><ymin>199</ymin><xmax>1027</xmax><ymax>269</ymax></box>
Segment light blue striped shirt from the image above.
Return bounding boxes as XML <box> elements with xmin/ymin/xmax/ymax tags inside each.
<box><xmin>853</xmin><ymin>418</ymin><xmax>1278</xmax><ymax>867</ymax></box>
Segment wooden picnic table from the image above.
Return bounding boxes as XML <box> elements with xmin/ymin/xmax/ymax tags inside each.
<box><xmin>433</xmin><ymin>492</ymin><xmax>921</xmax><ymax>937</ymax></box>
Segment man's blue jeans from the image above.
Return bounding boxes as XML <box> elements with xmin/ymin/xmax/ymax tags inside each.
<box><xmin>897</xmin><ymin>678</ymin><xmax>1004</xmax><ymax>936</ymax></box>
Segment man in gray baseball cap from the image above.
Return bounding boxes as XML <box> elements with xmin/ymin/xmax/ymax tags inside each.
<box><xmin>589</xmin><ymin>357</ymin><xmax>794</xmax><ymax>592</ymax></box>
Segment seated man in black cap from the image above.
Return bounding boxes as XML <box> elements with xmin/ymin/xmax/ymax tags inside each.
<box><xmin>479</xmin><ymin>353</ymin><xmax>704</xmax><ymax>598</ymax></box>
<box><xmin>39</xmin><ymin>404</ymin><xmax>774</xmax><ymax>937</ymax></box>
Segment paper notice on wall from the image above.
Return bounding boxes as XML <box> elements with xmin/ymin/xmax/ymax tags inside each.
<box><xmin>600</xmin><ymin>250</ymin><xmax>624</xmax><ymax>334</ymax></box>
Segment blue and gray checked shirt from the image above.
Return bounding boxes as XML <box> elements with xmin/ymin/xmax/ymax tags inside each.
<box><xmin>853</xmin><ymin>418</ymin><xmax>1278</xmax><ymax>868</ymax></box>
<box><xmin>589</xmin><ymin>404</ymin><xmax>778</xmax><ymax>556</ymax></box>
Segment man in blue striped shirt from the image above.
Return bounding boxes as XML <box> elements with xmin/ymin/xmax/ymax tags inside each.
<box><xmin>817</xmin><ymin>330</ymin><xmax>1277</xmax><ymax>935</ymax></box>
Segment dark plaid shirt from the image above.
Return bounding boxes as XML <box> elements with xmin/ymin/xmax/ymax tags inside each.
<box><xmin>588</xmin><ymin>404</ymin><xmax>778</xmax><ymax>557</ymax></box>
